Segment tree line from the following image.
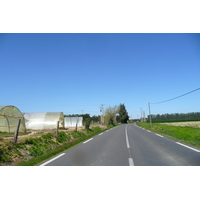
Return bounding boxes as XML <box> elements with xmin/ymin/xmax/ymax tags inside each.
<box><xmin>147</xmin><ymin>112</ymin><xmax>200</xmax><ymax>122</ymax></box>
<box><xmin>65</xmin><ymin>103</ymin><xmax>129</xmax><ymax>128</ymax></box>
<box><xmin>102</xmin><ymin>103</ymin><xmax>129</xmax><ymax>125</ymax></box>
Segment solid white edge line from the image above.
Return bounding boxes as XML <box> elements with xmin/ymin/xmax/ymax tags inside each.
<box><xmin>40</xmin><ymin>153</ymin><xmax>65</xmax><ymax>166</ymax></box>
<box><xmin>83</xmin><ymin>138</ymin><xmax>93</xmax><ymax>144</ymax></box>
<box><xmin>129</xmin><ymin>158</ymin><xmax>134</xmax><ymax>166</ymax></box>
<box><xmin>156</xmin><ymin>134</ymin><xmax>163</xmax><ymax>138</ymax></box>
<box><xmin>176</xmin><ymin>142</ymin><xmax>200</xmax><ymax>152</ymax></box>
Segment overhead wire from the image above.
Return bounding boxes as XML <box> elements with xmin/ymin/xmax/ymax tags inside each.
<box><xmin>151</xmin><ymin>87</ymin><xmax>200</xmax><ymax>104</ymax></box>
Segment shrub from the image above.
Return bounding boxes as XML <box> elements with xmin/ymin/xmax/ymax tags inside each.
<box><xmin>85</xmin><ymin>118</ymin><xmax>91</xmax><ymax>129</ymax></box>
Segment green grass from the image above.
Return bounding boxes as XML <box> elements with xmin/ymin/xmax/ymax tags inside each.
<box><xmin>15</xmin><ymin>127</ymin><xmax>108</xmax><ymax>166</ymax></box>
<box><xmin>0</xmin><ymin>124</ymin><xmax>121</xmax><ymax>166</ymax></box>
<box><xmin>0</xmin><ymin>132</ymin><xmax>14</xmax><ymax>137</ymax></box>
<box><xmin>138</xmin><ymin>122</ymin><xmax>200</xmax><ymax>148</ymax></box>
<box><xmin>17</xmin><ymin>137</ymin><xmax>90</xmax><ymax>166</ymax></box>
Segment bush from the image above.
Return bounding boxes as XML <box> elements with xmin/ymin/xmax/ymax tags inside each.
<box><xmin>85</xmin><ymin>118</ymin><xmax>91</xmax><ymax>129</ymax></box>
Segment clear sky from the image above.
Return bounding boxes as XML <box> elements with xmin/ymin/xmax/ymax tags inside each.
<box><xmin>0</xmin><ymin>33</ymin><xmax>200</xmax><ymax>118</ymax></box>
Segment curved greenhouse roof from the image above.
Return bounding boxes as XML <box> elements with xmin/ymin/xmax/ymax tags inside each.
<box><xmin>23</xmin><ymin>112</ymin><xmax>65</xmax><ymax>130</ymax></box>
<box><xmin>0</xmin><ymin>105</ymin><xmax>26</xmax><ymax>133</ymax></box>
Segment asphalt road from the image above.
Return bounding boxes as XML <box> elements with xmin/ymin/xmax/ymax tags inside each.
<box><xmin>39</xmin><ymin>124</ymin><xmax>200</xmax><ymax>166</ymax></box>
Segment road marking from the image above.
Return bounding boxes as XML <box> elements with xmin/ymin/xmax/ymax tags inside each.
<box><xmin>129</xmin><ymin>158</ymin><xmax>134</xmax><ymax>166</ymax></box>
<box><xmin>83</xmin><ymin>138</ymin><xmax>93</xmax><ymax>144</ymax></box>
<box><xmin>125</xmin><ymin>125</ymin><xmax>130</xmax><ymax>148</ymax></box>
<box><xmin>156</xmin><ymin>134</ymin><xmax>163</xmax><ymax>138</ymax></box>
<box><xmin>40</xmin><ymin>153</ymin><xmax>65</xmax><ymax>166</ymax></box>
<box><xmin>99</xmin><ymin>132</ymin><xmax>104</xmax><ymax>135</ymax></box>
<box><xmin>147</xmin><ymin>130</ymin><xmax>151</xmax><ymax>132</ymax></box>
<box><xmin>176</xmin><ymin>142</ymin><xmax>200</xmax><ymax>152</ymax></box>
<box><xmin>125</xmin><ymin>125</ymin><xmax>135</xmax><ymax>166</ymax></box>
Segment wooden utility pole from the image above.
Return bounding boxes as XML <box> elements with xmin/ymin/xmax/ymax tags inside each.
<box><xmin>14</xmin><ymin>119</ymin><xmax>21</xmax><ymax>143</ymax></box>
<box><xmin>148</xmin><ymin>102</ymin><xmax>152</xmax><ymax>128</ymax></box>
<box><xmin>100</xmin><ymin>104</ymin><xmax>104</xmax><ymax>124</ymax></box>
<box><xmin>56</xmin><ymin>121</ymin><xmax>59</xmax><ymax>137</ymax></box>
<box><xmin>75</xmin><ymin>116</ymin><xmax>79</xmax><ymax>131</ymax></box>
<box><xmin>140</xmin><ymin>108</ymin><xmax>143</xmax><ymax>122</ymax></box>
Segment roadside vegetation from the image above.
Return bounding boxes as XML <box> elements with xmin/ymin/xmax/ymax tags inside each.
<box><xmin>137</xmin><ymin>122</ymin><xmax>200</xmax><ymax>148</ymax></box>
<box><xmin>0</xmin><ymin>125</ymin><xmax>115</xmax><ymax>166</ymax></box>
<box><xmin>0</xmin><ymin>103</ymin><xmax>128</xmax><ymax>166</ymax></box>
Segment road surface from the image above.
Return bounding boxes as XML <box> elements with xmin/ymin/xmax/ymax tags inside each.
<box><xmin>39</xmin><ymin>124</ymin><xmax>200</xmax><ymax>166</ymax></box>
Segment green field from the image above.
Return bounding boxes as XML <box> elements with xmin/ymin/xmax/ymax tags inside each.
<box><xmin>138</xmin><ymin>122</ymin><xmax>200</xmax><ymax>148</ymax></box>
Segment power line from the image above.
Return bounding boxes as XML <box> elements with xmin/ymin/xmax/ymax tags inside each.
<box><xmin>151</xmin><ymin>87</ymin><xmax>200</xmax><ymax>104</ymax></box>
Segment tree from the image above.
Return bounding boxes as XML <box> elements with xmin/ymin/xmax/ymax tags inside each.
<box><xmin>104</xmin><ymin>105</ymin><xmax>119</xmax><ymax>125</ymax></box>
<box><xmin>91</xmin><ymin>115</ymin><xmax>100</xmax><ymax>123</ymax></box>
<box><xmin>82</xmin><ymin>114</ymin><xmax>91</xmax><ymax>129</ymax></box>
<box><xmin>118</xmin><ymin>104</ymin><xmax>129</xmax><ymax>123</ymax></box>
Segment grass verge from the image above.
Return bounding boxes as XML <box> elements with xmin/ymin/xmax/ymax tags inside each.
<box><xmin>15</xmin><ymin>127</ymin><xmax>108</xmax><ymax>166</ymax></box>
<box><xmin>137</xmin><ymin>122</ymin><xmax>200</xmax><ymax>148</ymax></box>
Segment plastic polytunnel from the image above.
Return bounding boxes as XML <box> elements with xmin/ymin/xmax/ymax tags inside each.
<box><xmin>65</xmin><ymin>117</ymin><xmax>83</xmax><ymax>128</ymax></box>
<box><xmin>0</xmin><ymin>106</ymin><xmax>26</xmax><ymax>133</ymax></box>
<box><xmin>23</xmin><ymin>112</ymin><xmax>65</xmax><ymax>130</ymax></box>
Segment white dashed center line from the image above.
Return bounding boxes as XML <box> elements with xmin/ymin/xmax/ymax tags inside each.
<box><xmin>125</xmin><ymin>125</ymin><xmax>134</xmax><ymax>166</ymax></box>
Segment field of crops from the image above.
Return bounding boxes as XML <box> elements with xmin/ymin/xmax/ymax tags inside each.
<box><xmin>160</xmin><ymin>121</ymin><xmax>200</xmax><ymax>128</ymax></box>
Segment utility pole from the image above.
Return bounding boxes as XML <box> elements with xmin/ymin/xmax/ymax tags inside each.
<box><xmin>140</xmin><ymin>108</ymin><xmax>143</xmax><ymax>122</ymax></box>
<box><xmin>100</xmin><ymin>104</ymin><xmax>104</xmax><ymax>124</ymax></box>
<box><xmin>143</xmin><ymin>111</ymin><xmax>145</xmax><ymax>122</ymax></box>
<box><xmin>148</xmin><ymin>102</ymin><xmax>152</xmax><ymax>128</ymax></box>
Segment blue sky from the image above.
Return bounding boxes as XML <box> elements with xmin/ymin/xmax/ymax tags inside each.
<box><xmin>0</xmin><ymin>33</ymin><xmax>200</xmax><ymax>118</ymax></box>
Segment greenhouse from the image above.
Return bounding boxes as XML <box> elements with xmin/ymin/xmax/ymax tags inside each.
<box><xmin>23</xmin><ymin>112</ymin><xmax>65</xmax><ymax>130</ymax></box>
<box><xmin>65</xmin><ymin>117</ymin><xmax>83</xmax><ymax>128</ymax></box>
<box><xmin>0</xmin><ymin>105</ymin><xmax>26</xmax><ymax>133</ymax></box>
